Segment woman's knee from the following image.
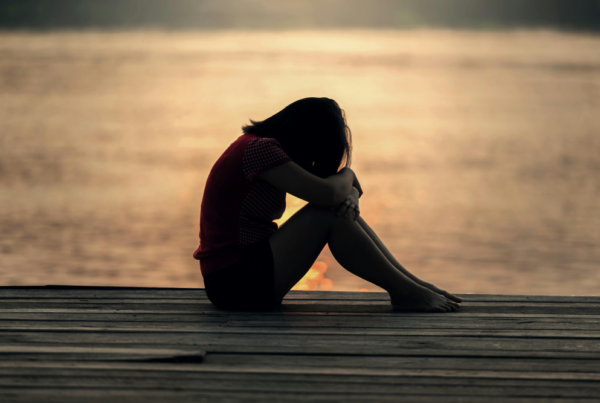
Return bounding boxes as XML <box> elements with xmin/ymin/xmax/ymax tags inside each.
<box><xmin>303</xmin><ymin>203</ymin><xmax>338</xmax><ymax>219</ymax></box>
<box><xmin>303</xmin><ymin>203</ymin><xmax>330</xmax><ymax>214</ymax></box>
<box><xmin>303</xmin><ymin>203</ymin><xmax>352</xmax><ymax>226</ymax></box>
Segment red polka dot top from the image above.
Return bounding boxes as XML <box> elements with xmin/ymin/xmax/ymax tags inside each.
<box><xmin>193</xmin><ymin>133</ymin><xmax>292</xmax><ymax>276</ymax></box>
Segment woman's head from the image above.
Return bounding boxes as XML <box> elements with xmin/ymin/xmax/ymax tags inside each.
<box><xmin>242</xmin><ymin>97</ymin><xmax>352</xmax><ymax>178</ymax></box>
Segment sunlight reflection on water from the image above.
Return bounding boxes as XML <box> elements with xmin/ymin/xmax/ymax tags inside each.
<box><xmin>1</xmin><ymin>30</ymin><xmax>599</xmax><ymax>295</ymax></box>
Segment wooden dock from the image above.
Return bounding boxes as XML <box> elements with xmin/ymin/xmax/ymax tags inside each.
<box><xmin>1</xmin><ymin>286</ymin><xmax>599</xmax><ymax>402</ymax></box>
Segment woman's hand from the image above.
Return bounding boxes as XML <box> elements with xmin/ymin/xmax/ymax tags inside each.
<box><xmin>339</xmin><ymin>168</ymin><xmax>363</xmax><ymax>198</ymax></box>
<box><xmin>331</xmin><ymin>186</ymin><xmax>360</xmax><ymax>221</ymax></box>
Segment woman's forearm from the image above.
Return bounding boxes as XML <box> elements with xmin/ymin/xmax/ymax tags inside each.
<box><xmin>327</xmin><ymin>168</ymin><xmax>355</xmax><ymax>205</ymax></box>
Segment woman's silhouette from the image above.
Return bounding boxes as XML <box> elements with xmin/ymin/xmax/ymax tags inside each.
<box><xmin>194</xmin><ymin>97</ymin><xmax>462</xmax><ymax>312</ymax></box>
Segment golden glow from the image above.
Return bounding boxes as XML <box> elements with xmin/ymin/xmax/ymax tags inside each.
<box><xmin>274</xmin><ymin>194</ymin><xmax>307</xmax><ymax>227</ymax></box>
<box><xmin>291</xmin><ymin>261</ymin><xmax>334</xmax><ymax>291</ymax></box>
<box><xmin>320</xmin><ymin>278</ymin><xmax>333</xmax><ymax>291</ymax></box>
<box><xmin>2</xmin><ymin>30</ymin><xmax>599</xmax><ymax>295</ymax></box>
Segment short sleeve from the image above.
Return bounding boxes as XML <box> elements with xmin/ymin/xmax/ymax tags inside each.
<box><xmin>242</xmin><ymin>138</ymin><xmax>292</xmax><ymax>181</ymax></box>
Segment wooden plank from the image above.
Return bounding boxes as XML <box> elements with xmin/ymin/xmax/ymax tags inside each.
<box><xmin>3</xmin><ymin>318</ymin><xmax>600</xmax><ymax>332</ymax></box>
<box><xmin>2</xmin><ymin>360</ymin><xmax>600</xmax><ymax>381</ymax></box>
<box><xmin>1</xmin><ymin>292</ymin><xmax>599</xmax><ymax>307</ymax></box>
<box><xmin>224</xmin><ymin>318</ymin><xmax>600</xmax><ymax>331</ymax></box>
<box><xmin>0</xmin><ymin>354</ymin><xmax>203</xmax><ymax>363</ymax></box>
<box><xmin>1</xmin><ymin>288</ymin><xmax>598</xmax><ymax>402</ymax></box>
<box><xmin>2</xmin><ymin>287</ymin><xmax>599</xmax><ymax>303</ymax></box>
<box><xmin>1</xmin><ymin>375</ymin><xmax>599</xmax><ymax>398</ymax></box>
<box><xmin>3</xmin><ymin>311</ymin><xmax>600</xmax><ymax>323</ymax></box>
<box><xmin>2</xmin><ymin>312</ymin><xmax>600</xmax><ymax>325</ymax></box>
<box><xmin>4</xmin><ymin>327</ymin><xmax>600</xmax><ymax>344</ymax></box>
<box><xmin>1</xmin><ymin>346</ymin><xmax>596</xmax><ymax>360</ymax></box>
<box><xmin>2</xmin><ymin>302</ymin><xmax>600</xmax><ymax>316</ymax></box>
<box><xmin>3</xmin><ymin>366</ymin><xmax>600</xmax><ymax>387</ymax></box>
<box><xmin>0</xmin><ymin>346</ymin><xmax>205</xmax><ymax>363</ymax></box>
<box><xmin>2</xmin><ymin>332</ymin><xmax>600</xmax><ymax>357</ymax></box>
<box><xmin>0</xmin><ymin>313</ymin><xmax>230</xmax><ymax>322</ymax></box>
<box><xmin>3</xmin><ymin>388</ymin><xmax>596</xmax><ymax>403</ymax></box>
<box><xmin>204</xmin><ymin>353</ymin><xmax>600</xmax><ymax>374</ymax></box>
<box><xmin>0</xmin><ymin>302</ymin><xmax>217</xmax><ymax>312</ymax></box>
<box><xmin>2</xmin><ymin>360</ymin><xmax>599</xmax><ymax>400</ymax></box>
<box><xmin>0</xmin><ymin>299</ymin><xmax>212</xmax><ymax>304</ymax></box>
<box><xmin>3</xmin><ymin>300</ymin><xmax>600</xmax><ymax>310</ymax></box>
<box><xmin>2</xmin><ymin>353</ymin><xmax>600</xmax><ymax>374</ymax></box>
<box><xmin>1</xmin><ymin>323</ymin><xmax>600</xmax><ymax>339</ymax></box>
<box><xmin>0</xmin><ymin>346</ymin><xmax>201</xmax><ymax>354</ymax></box>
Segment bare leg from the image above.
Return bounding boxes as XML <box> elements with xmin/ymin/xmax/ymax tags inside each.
<box><xmin>269</xmin><ymin>203</ymin><xmax>460</xmax><ymax>312</ymax></box>
<box><xmin>356</xmin><ymin>216</ymin><xmax>462</xmax><ymax>303</ymax></box>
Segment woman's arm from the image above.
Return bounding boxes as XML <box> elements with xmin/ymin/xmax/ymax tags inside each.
<box><xmin>331</xmin><ymin>186</ymin><xmax>361</xmax><ymax>221</ymax></box>
<box><xmin>256</xmin><ymin>161</ymin><xmax>355</xmax><ymax>207</ymax></box>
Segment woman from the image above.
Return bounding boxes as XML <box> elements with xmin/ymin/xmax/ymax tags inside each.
<box><xmin>193</xmin><ymin>97</ymin><xmax>462</xmax><ymax>312</ymax></box>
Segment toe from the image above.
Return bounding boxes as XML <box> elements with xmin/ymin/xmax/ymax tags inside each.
<box><xmin>445</xmin><ymin>298</ymin><xmax>461</xmax><ymax>308</ymax></box>
<box><xmin>443</xmin><ymin>303</ymin><xmax>456</xmax><ymax>312</ymax></box>
<box><xmin>434</xmin><ymin>307</ymin><xmax>446</xmax><ymax>313</ymax></box>
<box><xmin>444</xmin><ymin>292</ymin><xmax>463</xmax><ymax>303</ymax></box>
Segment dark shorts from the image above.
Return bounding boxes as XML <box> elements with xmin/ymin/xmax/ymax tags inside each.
<box><xmin>203</xmin><ymin>239</ymin><xmax>281</xmax><ymax>311</ymax></box>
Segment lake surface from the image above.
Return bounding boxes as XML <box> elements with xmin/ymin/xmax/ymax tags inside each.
<box><xmin>1</xmin><ymin>30</ymin><xmax>599</xmax><ymax>295</ymax></box>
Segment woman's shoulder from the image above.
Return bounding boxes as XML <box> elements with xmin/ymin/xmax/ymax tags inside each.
<box><xmin>221</xmin><ymin>133</ymin><xmax>259</xmax><ymax>155</ymax></box>
<box><xmin>234</xmin><ymin>132</ymin><xmax>259</xmax><ymax>144</ymax></box>
<box><xmin>220</xmin><ymin>133</ymin><xmax>285</xmax><ymax>162</ymax></box>
<box><xmin>234</xmin><ymin>133</ymin><xmax>284</xmax><ymax>151</ymax></box>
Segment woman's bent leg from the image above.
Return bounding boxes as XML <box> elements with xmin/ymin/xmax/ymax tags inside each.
<box><xmin>356</xmin><ymin>216</ymin><xmax>462</xmax><ymax>303</ymax></box>
<box><xmin>268</xmin><ymin>204</ymin><xmax>331</xmax><ymax>301</ymax></box>
<box><xmin>269</xmin><ymin>203</ymin><xmax>459</xmax><ymax>312</ymax></box>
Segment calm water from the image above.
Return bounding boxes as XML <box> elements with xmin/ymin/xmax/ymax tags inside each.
<box><xmin>1</xmin><ymin>30</ymin><xmax>599</xmax><ymax>295</ymax></box>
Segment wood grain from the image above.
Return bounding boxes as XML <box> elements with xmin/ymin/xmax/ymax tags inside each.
<box><xmin>1</xmin><ymin>286</ymin><xmax>600</xmax><ymax>402</ymax></box>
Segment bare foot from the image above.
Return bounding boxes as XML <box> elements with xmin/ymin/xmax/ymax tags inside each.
<box><xmin>391</xmin><ymin>286</ymin><xmax>461</xmax><ymax>313</ymax></box>
<box><xmin>418</xmin><ymin>281</ymin><xmax>463</xmax><ymax>303</ymax></box>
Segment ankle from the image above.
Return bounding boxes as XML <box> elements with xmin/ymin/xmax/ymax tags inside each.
<box><xmin>389</xmin><ymin>282</ymin><xmax>427</xmax><ymax>300</ymax></box>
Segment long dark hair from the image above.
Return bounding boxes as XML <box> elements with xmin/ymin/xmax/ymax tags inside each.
<box><xmin>242</xmin><ymin>97</ymin><xmax>352</xmax><ymax>178</ymax></box>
